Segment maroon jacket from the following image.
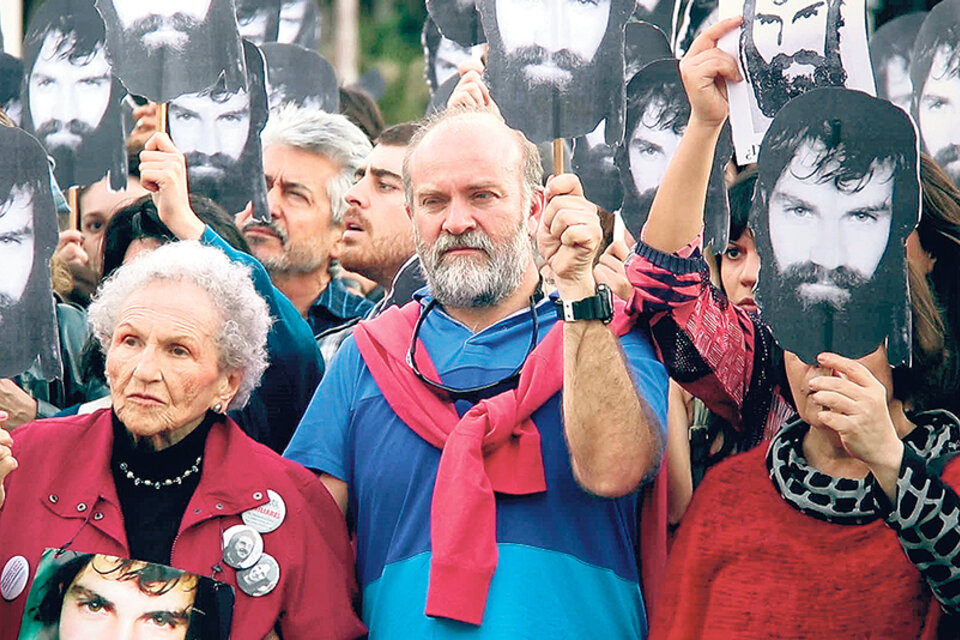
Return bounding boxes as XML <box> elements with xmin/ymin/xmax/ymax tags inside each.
<box><xmin>0</xmin><ymin>409</ymin><xmax>365</xmax><ymax>640</ymax></box>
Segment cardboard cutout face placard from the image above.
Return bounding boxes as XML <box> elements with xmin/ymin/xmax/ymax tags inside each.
<box><xmin>674</xmin><ymin>0</ymin><xmax>720</xmax><ymax>56</ymax></box>
<box><xmin>869</xmin><ymin>12</ymin><xmax>925</xmax><ymax>114</ymax></box>
<box><xmin>277</xmin><ymin>0</ymin><xmax>320</xmax><ymax>50</ymax></box>
<box><xmin>422</xmin><ymin>17</ymin><xmax>485</xmax><ymax>95</ymax></box>
<box><xmin>427</xmin><ymin>0</ymin><xmax>485</xmax><ymax>47</ymax></box>
<box><xmin>95</xmin><ymin>0</ymin><xmax>246</xmax><ymax>103</ymax></box>
<box><xmin>235</xmin><ymin>0</ymin><xmax>280</xmax><ymax>45</ymax></box>
<box><xmin>751</xmin><ymin>88</ymin><xmax>919</xmax><ymax>364</ymax></box>
<box><xmin>632</xmin><ymin>1</ymin><xmax>676</xmax><ymax>43</ymax></box>
<box><xmin>0</xmin><ymin>54</ymin><xmax>23</xmax><ymax>127</ymax></box>
<box><xmin>624</xmin><ymin>20</ymin><xmax>673</xmax><ymax>83</ymax></box>
<box><xmin>478</xmin><ymin>0</ymin><xmax>635</xmax><ymax>145</ymax></box>
<box><xmin>22</xmin><ymin>0</ymin><xmax>128</xmax><ymax>191</ymax></box>
<box><xmin>261</xmin><ymin>42</ymin><xmax>338</xmax><ymax>114</ymax></box>
<box><xmin>169</xmin><ymin>40</ymin><xmax>270</xmax><ymax>221</ymax></box>
<box><xmin>911</xmin><ymin>1</ymin><xmax>960</xmax><ymax>187</ymax></box>
<box><xmin>719</xmin><ymin>0</ymin><xmax>875</xmax><ymax>164</ymax></box>
<box><xmin>572</xmin><ymin>121</ymin><xmax>623</xmax><ymax>213</ymax></box>
<box><xmin>17</xmin><ymin>550</ymin><xmax>234</xmax><ymax>640</ymax></box>
<box><xmin>616</xmin><ymin>58</ymin><xmax>733</xmax><ymax>249</ymax></box>
<box><xmin>0</xmin><ymin>127</ymin><xmax>61</xmax><ymax>380</ymax></box>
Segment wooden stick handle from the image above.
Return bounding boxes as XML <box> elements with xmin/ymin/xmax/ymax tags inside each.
<box><xmin>67</xmin><ymin>186</ymin><xmax>80</xmax><ymax>231</ymax></box>
<box><xmin>156</xmin><ymin>102</ymin><xmax>168</xmax><ymax>135</ymax></box>
<box><xmin>552</xmin><ymin>139</ymin><xmax>564</xmax><ymax>176</ymax></box>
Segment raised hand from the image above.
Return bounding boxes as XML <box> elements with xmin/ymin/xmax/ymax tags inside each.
<box><xmin>139</xmin><ymin>132</ymin><xmax>204</xmax><ymax>240</ymax></box>
<box><xmin>538</xmin><ymin>174</ymin><xmax>601</xmax><ymax>301</ymax></box>
<box><xmin>447</xmin><ymin>59</ymin><xmax>502</xmax><ymax>119</ymax></box>
<box><xmin>679</xmin><ymin>16</ymin><xmax>743</xmax><ymax>129</ymax></box>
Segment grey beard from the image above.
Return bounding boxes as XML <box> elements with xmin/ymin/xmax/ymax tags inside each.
<box><xmin>417</xmin><ymin>223</ymin><xmax>532</xmax><ymax>309</ymax></box>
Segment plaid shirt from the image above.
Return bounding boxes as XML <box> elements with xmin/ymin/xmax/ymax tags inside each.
<box><xmin>309</xmin><ymin>278</ymin><xmax>374</xmax><ymax>362</ymax></box>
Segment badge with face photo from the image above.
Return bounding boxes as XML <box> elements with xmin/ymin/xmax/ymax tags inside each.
<box><xmin>222</xmin><ymin>524</ymin><xmax>264</xmax><ymax>570</ymax></box>
<box><xmin>0</xmin><ymin>127</ymin><xmax>62</xmax><ymax>380</ymax></box>
<box><xmin>869</xmin><ymin>12</ymin><xmax>925</xmax><ymax>115</ymax></box>
<box><xmin>427</xmin><ymin>0</ymin><xmax>485</xmax><ymax>47</ymax></box>
<box><xmin>750</xmin><ymin>88</ymin><xmax>919</xmax><ymax>364</ymax></box>
<box><xmin>236</xmin><ymin>553</ymin><xmax>279</xmax><ymax>597</ymax></box>
<box><xmin>911</xmin><ymin>1</ymin><xmax>960</xmax><ymax>188</ymax></box>
<box><xmin>276</xmin><ymin>0</ymin><xmax>320</xmax><ymax>50</ymax></box>
<box><xmin>235</xmin><ymin>0</ymin><xmax>280</xmax><ymax>45</ymax></box>
<box><xmin>241</xmin><ymin>489</ymin><xmax>286</xmax><ymax>533</ymax></box>
<box><xmin>422</xmin><ymin>17</ymin><xmax>485</xmax><ymax>97</ymax></box>
<box><xmin>718</xmin><ymin>0</ymin><xmax>875</xmax><ymax>164</ymax></box>
<box><xmin>616</xmin><ymin>58</ymin><xmax>733</xmax><ymax>249</ymax></box>
<box><xmin>169</xmin><ymin>40</ymin><xmax>270</xmax><ymax>221</ymax></box>
<box><xmin>478</xmin><ymin>0</ymin><xmax>636</xmax><ymax>145</ymax></box>
<box><xmin>261</xmin><ymin>43</ymin><xmax>338</xmax><ymax>114</ymax></box>
<box><xmin>17</xmin><ymin>549</ymin><xmax>234</xmax><ymax>640</ymax></box>
<box><xmin>95</xmin><ymin>0</ymin><xmax>246</xmax><ymax>103</ymax></box>
<box><xmin>22</xmin><ymin>0</ymin><xmax>128</xmax><ymax>191</ymax></box>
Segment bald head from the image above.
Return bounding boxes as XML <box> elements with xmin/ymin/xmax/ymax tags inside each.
<box><xmin>402</xmin><ymin>107</ymin><xmax>542</xmax><ymax>212</ymax></box>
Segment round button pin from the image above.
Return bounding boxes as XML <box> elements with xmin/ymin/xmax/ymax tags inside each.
<box><xmin>222</xmin><ymin>524</ymin><xmax>263</xmax><ymax>570</ymax></box>
<box><xmin>237</xmin><ymin>553</ymin><xmax>280</xmax><ymax>597</ymax></box>
<box><xmin>1</xmin><ymin>556</ymin><xmax>29</xmax><ymax>601</ymax></box>
<box><xmin>242</xmin><ymin>489</ymin><xmax>286</xmax><ymax>534</ymax></box>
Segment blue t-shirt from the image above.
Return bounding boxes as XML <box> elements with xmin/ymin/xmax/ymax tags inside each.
<box><xmin>285</xmin><ymin>295</ymin><xmax>669</xmax><ymax>639</ymax></box>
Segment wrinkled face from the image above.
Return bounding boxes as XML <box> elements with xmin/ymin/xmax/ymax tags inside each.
<box><xmin>719</xmin><ymin>230</ymin><xmax>760</xmax><ymax>313</ymax></box>
<box><xmin>59</xmin><ymin>561</ymin><xmax>195</xmax><ymax>640</ymax></box>
<box><xmin>169</xmin><ymin>89</ymin><xmax>251</xmax><ymax>179</ymax></box>
<box><xmin>0</xmin><ymin>186</ymin><xmax>36</xmax><ymax>308</ymax></box>
<box><xmin>767</xmin><ymin>140</ymin><xmax>894</xmax><ymax>310</ymax></box>
<box><xmin>342</xmin><ymin>144</ymin><xmax>415</xmax><ymax>285</ymax></box>
<box><xmin>409</xmin><ymin>117</ymin><xmax>536</xmax><ymax>308</ymax></box>
<box><xmin>784</xmin><ymin>345</ymin><xmax>892</xmax><ymax>428</ymax></box>
<box><xmin>880</xmin><ymin>54</ymin><xmax>912</xmax><ymax>113</ymax></box>
<box><xmin>495</xmin><ymin>0</ymin><xmax>611</xmax><ymax>88</ymax></box>
<box><xmin>918</xmin><ymin>46</ymin><xmax>960</xmax><ymax>184</ymax></box>
<box><xmin>80</xmin><ymin>176</ymin><xmax>149</xmax><ymax>275</ymax></box>
<box><xmin>29</xmin><ymin>32</ymin><xmax>112</xmax><ymax>150</ymax></box>
<box><xmin>106</xmin><ymin>280</ymin><xmax>235</xmax><ymax>444</ymax></box>
<box><xmin>108</xmin><ymin>0</ymin><xmax>212</xmax><ymax>50</ymax></box>
<box><xmin>238</xmin><ymin>144</ymin><xmax>342</xmax><ymax>275</ymax></box>
<box><xmin>628</xmin><ymin>101</ymin><xmax>683</xmax><ymax>197</ymax></box>
<box><xmin>750</xmin><ymin>0</ymin><xmax>828</xmax><ymax>65</ymax></box>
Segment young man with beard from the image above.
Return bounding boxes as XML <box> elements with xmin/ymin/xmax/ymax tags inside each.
<box><xmin>912</xmin><ymin>2</ymin><xmax>960</xmax><ymax>186</ymax></box>
<box><xmin>235</xmin><ymin>105</ymin><xmax>374</xmax><ymax>338</ymax></box>
<box><xmin>284</xmin><ymin>107</ymin><xmax>668</xmax><ymax>637</ymax></box>
<box><xmin>95</xmin><ymin>0</ymin><xmax>244</xmax><ymax>103</ymax></box>
<box><xmin>479</xmin><ymin>0</ymin><xmax>635</xmax><ymax>143</ymax></box>
<box><xmin>740</xmin><ymin>0</ymin><xmax>846</xmax><ymax>120</ymax></box>
<box><xmin>23</xmin><ymin>0</ymin><xmax>127</xmax><ymax>191</ymax></box>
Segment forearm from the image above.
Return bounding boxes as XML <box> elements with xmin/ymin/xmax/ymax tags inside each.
<box><xmin>642</xmin><ymin>120</ymin><xmax>724</xmax><ymax>254</ymax></box>
<box><xmin>563</xmin><ymin>320</ymin><xmax>662</xmax><ymax>497</ymax></box>
<box><xmin>666</xmin><ymin>382</ymin><xmax>694</xmax><ymax>524</ymax></box>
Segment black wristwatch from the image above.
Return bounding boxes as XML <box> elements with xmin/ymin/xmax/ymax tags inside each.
<box><xmin>553</xmin><ymin>284</ymin><xmax>614</xmax><ymax>323</ymax></box>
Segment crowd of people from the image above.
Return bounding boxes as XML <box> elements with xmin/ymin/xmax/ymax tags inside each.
<box><xmin>0</xmin><ymin>2</ymin><xmax>960</xmax><ymax>639</ymax></box>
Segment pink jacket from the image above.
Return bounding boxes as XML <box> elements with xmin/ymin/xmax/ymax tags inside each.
<box><xmin>0</xmin><ymin>409</ymin><xmax>365</xmax><ymax>640</ymax></box>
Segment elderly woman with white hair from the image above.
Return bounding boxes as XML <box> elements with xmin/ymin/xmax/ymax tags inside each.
<box><xmin>0</xmin><ymin>240</ymin><xmax>364</xmax><ymax>638</ymax></box>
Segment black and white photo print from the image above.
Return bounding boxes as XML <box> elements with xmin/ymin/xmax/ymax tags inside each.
<box><xmin>615</xmin><ymin>58</ymin><xmax>732</xmax><ymax>248</ymax></box>
<box><xmin>95</xmin><ymin>0</ymin><xmax>245</xmax><ymax>103</ymax></box>
<box><xmin>478</xmin><ymin>0</ymin><xmax>635</xmax><ymax>144</ymax></box>
<box><xmin>911</xmin><ymin>0</ymin><xmax>960</xmax><ymax>186</ymax></box>
<box><xmin>751</xmin><ymin>88</ymin><xmax>919</xmax><ymax>363</ymax></box>
<box><xmin>0</xmin><ymin>126</ymin><xmax>61</xmax><ymax>379</ymax></box>
<box><xmin>169</xmin><ymin>40</ymin><xmax>270</xmax><ymax>221</ymax></box>
<box><xmin>427</xmin><ymin>0</ymin><xmax>485</xmax><ymax>47</ymax></box>
<box><xmin>869</xmin><ymin>12</ymin><xmax>925</xmax><ymax>113</ymax></box>
<box><xmin>719</xmin><ymin>0</ymin><xmax>874</xmax><ymax>164</ymax></box>
<box><xmin>422</xmin><ymin>17</ymin><xmax>484</xmax><ymax>96</ymax></box>
<box><xmin>572</xmin><ymin>121</ymin><xmax>623</xmax><ymax>214</ymax></box>
<box><xmin>235</xmin><ymin>0</ymin><xmax>281</xmax><ymax>45</ymax></box>
<box><xmin>262</xmin><ymin>43</ymin><xmax>338</xmax><ymax>114</ymax></box>
<box><xmin>624</xmin><ymin>20</ymin><xmax>673</xmax><ymax>83</ymax></box>
<box><xmin>277</xmin><ymin>0</ymin><xmax>321</xmax><ymax>49</ymax></box>
<box><xmin>0</xmin><ymin>54</ymin><xmax>23</xmax><ymax>126</ymax></box>
<box><xmin>632</xmin><ymin>0</ymin><xmax>676</xmax><ymax>43</ymax></box>
<box><xmin>22</xmin><ymin>0</ymin><xmax>127</xmax><ymax>191</ymax></box>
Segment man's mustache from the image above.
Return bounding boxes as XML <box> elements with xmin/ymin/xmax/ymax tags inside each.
<box><xmin>432</xmin><ymin>229</ymin><xmax>494</xmax><ymax>259</ymax></box>
<box><xmin>781</xmin><ymin>261</ymin><xmax>869</xmax><ymax>309</ymax></box>
<box><xmin>36</xmin><ymin>119</ymin><xmax>95</xmax><ymax>140</ymax></box>
<box><xmin>242</xmin><ymin>220</ymin><xmax>288</xmax><ymax>245</ymax></box>
<box><xmin>935</xmin><ymin>144</ymin><xmax>960</xmax><ymax>168</ymax></box>
<box><xmin>510</xmin><ymin>44</ymin><xmax>587</xmax><ymax>72</ymax></box>
<box><xmin>186</xmin><ymin>151</ymin><xmax>237</xmax><ymax>175</ymax></box>
<box><xmin>129</xmin><ymin>13</ymin><xmax>204</xmax><ymax>40</ymax></box>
